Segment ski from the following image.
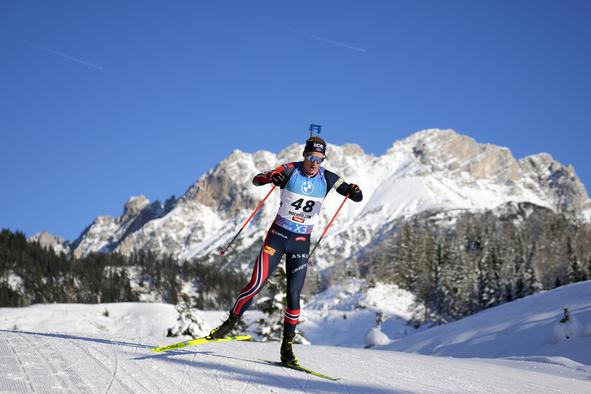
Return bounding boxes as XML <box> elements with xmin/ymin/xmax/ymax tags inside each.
<box><xmin>151</xmin><ymin>335</ymin><xmax>252</xmax><ymax>353</ymax></box>
<box><xmin>258</xmin><ymin>359</ymin><xmax>340</xmax><ymax>381</ymax></box>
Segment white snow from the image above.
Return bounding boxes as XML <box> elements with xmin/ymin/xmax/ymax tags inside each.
<box><xmin>552</xmin><ymin>310</ymin><xmax>582</xmax><ymax>343</ymax></box>
<box><xmin>1</xmin><ymin>322</ymin><xmax>590</xmax><ymax>392</ymax></box>
<box><xmin>365</xmin><ymin>327</ymin><xmax>391</xmax><ymax>347</ymax></box>
<box><xmin>2</xmin><ymin>282</ymin><xmax>591</xmax><ymax>392</ymax></box>
<box><xmin>385</xmin><ymin>281</ymin><xmax>591</xmax><ymax>366</ymax></box>
<box><xmin>7</xmin><ymin>271</ymin><xmax>24</xmax><ymax>292</ymax></box>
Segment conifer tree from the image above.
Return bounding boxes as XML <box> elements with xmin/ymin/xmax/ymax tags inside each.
<box><xmin>567</xmin><ymin>236</ymin><xmax>585</xmax><ymax>283</ymax></box>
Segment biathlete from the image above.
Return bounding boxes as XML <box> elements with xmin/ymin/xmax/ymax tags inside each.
<box><xmin>208</xmin><ymin>135</ymin><xmax>363</xmax><ymax>365</ymax></box>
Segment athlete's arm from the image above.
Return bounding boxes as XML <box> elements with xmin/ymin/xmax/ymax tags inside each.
<box><xmin>252</xmin><ymin>163</ymin><xmax>295</xmax><ymax>187</ymax></box>
<box><xmin>323</xmin><ymin>170</ymin><xmax>363</xmax><ymax>202</ymax></box>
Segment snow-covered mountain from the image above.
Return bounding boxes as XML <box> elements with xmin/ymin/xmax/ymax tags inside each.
<box><xmin>33</xmin><ymin>129</ymin><xmax>591</xmax><ymax>270</ymax></box>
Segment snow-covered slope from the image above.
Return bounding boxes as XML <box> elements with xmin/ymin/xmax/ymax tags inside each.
<box><xmin>34</xmin><ymin>129</ymin><xmax>591</xmax><ymax>271</ymax></box>
<box><xmin>0</xmin><ymin>282</ymin><xmax>418</xmax><ymax>349</ymax></box>
<box><xmin>386</xmin><ymin>280</ymin><xmax>591</xmax><ymax>365</ymax></box>
<box><xmin>2</xmin><ymin>329</ymin><xmax>591</xmax><ymax>393</ymax></box>
<box><xmin>2</xmin><ymin>282</ymin><xmax>591</xmax><ymax>392</ymax></box>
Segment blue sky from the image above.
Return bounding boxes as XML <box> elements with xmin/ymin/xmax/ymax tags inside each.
<box><xmin>1</xmin><ymin>0</ymin><xmax>590</xmax><ymax>241</ymax></box>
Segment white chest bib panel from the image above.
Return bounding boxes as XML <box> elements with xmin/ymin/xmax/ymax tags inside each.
<box><xmin>274</xmin><ymin>166</ymin><xmax>327</xmax><ymax>234</ymax></box>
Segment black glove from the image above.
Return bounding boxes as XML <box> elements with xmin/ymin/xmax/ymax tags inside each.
<box><xmin>347</xmin><ymin>183</ymin><xmax>361</xmax><ymax>197</ymax></box>
<box><xmin>271</xmin><ymin>171</ymin><xmax>287</xmax><ymax>186</ymax></box>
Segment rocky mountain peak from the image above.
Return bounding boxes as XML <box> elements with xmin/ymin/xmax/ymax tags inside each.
<box><xmin>50</xmin><ymin>129</ymin><xmax>590</xmax><ymax>263</ymax></box>
<box><xmin>521</xmin><ymin>153</ymin><xmax>590</xmax><ymax>212</ymax></box>
<box><xmin>388</xmin><ymin>129</ymin><xmax>521</xmax><ymax>182</ymax></box>
<box><xmin>121</xmin><ymin>195</ymin><xmax>150</xmax><ymax>223</ymax></box>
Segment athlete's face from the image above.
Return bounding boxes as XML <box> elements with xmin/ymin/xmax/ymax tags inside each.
<box><xmin>302</xmin><ymin>151</ymin><xmax>325</xmax><ymax>175</ymax></box>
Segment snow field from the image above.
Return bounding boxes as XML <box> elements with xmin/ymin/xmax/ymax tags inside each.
<box><xmin>2</xmin><ymin>281</ymin><xmax>591</xmax><ymax>392</ymax></box>
<box><xmin>1</xmin><ymin>330</ymin><xmax>590</xmax><ymax>393</ymax></box>
<box><xmin>385</xmin><ymin>281</ymin><xmax>591</xmax><ymax>366</ymax></box>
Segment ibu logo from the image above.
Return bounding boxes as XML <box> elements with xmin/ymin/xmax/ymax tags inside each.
<box><xmin>301</xmin><ymin>181</ymin><xmax>314</xmax><ymax>195</ymax></box>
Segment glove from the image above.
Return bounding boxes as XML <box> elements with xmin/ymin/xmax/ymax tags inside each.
<box><xmin>347</xmin><ymin>183</ymin><xmax>361</xmax><ymax>197</ymax></box>
<box><xmin>271</xmin><ymin>171</ymin><xmax>287</xmax><ymax>186</ymax></box>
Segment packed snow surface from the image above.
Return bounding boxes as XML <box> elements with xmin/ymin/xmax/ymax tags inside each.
<box><xmin>1</xmin><ymin>330</ymin><xmax>590</xmax><ymax>393</ymax></box>
<box><xmin>2</xmin><ymin>282</ymin><xmax>591</xmax><ymax>392</ymax></box>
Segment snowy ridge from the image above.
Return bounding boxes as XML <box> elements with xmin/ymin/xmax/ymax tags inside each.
<box><xmin>33</xmin><ymin>129</ymin><xmax>591</xmax><ymax>270</ymax></box>
<box><xmin>385</xmin><ymin>280</ymin><xmax>591</xmax><ymax>366</ymax></box>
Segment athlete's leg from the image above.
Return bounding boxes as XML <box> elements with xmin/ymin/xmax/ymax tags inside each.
<box><xmin>283</xmin><ymin>235</ymin><xmax>310</xmax><ymax>337</ymax></box>
<box><xmin>230</xmin><ymin>225</ymin><xmax>287</xmax><ymax>316</ymax></box>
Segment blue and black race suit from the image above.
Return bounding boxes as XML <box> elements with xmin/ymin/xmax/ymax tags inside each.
<box><xmin>231</xmin><ymin>161</ymin><xmax>363</xmax><ymax>336</ymax></box>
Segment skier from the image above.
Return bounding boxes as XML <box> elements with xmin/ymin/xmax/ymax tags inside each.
<box><xmin>208</xmin><ymin>135</ymin><xmax>363</xmax><ymax>365</ymax></box>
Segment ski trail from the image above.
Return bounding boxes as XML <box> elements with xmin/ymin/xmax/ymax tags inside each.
<box><xmin>213</xmin><ymin>349</ymin><xmax>229</xmax><ymax>392</ymax></box>
<box><xmin>285</xmin><ymin>366</ymin><xmax>308</xmax><ymax>393</ymax></box>
<box><xmin>239</xmin><ymin>352</ymin><xmax>258</xmax><ymax>394</ymax></box>
<box><xmin>65</xmin><ymin>336</ymin><xmax>135</xmax><ymax>392</ymax></box>
<box><xmin>181</xmin><ymin>352</ymin><xmax>198</xmax><ymax>388</ymax></box>
<box><xmin>98</xmin><ymin>340</ymin><xmax>173</xmax><ymax>393</ymax></box>
<box><xmin>104</xmin><ymin>346</ymin><xmax>118</xmax><ymax>393</ymax></box>
<box><xmin>1</xmin><ymin>335</ymin><xmax>34</xmax><ymax>392</ymax></box>
<box><xmin>28</xmin><ymin>332</ymin><xmax>78</xmax><ymax>390</ymax></box>
<box><xmin>125</xmin><ymin>335</ymin><xmax>183</xmax><ymax>394</ymax></box>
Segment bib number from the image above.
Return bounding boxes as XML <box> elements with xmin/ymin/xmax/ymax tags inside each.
<box><xmin>291</xmin><ymin>198</ymin><xmax>316</xmax><ymax>213</ymax></box>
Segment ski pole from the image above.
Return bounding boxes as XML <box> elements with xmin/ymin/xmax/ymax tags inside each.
<box><xmin>219</xmin><ymin>185</ymin><xmax>276</xmax><ymax>256</ymax></box>
<box><xmin>309</xmin><ymin>193</ymin><xmax>349</xmax><ymax>259</ymax></box>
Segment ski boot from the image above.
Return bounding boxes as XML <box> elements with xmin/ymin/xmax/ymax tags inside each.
<box><xmin>208</xmin><ymin>313</ymin><xmax>240</xmax><ymax>339</ymax></box>
<box><xmin>280</xmin><ymin>333</ymin><xmax>298</xmax><ymax>366</ymax></box>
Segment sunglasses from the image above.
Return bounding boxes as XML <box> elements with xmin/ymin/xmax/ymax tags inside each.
<box><xmin>305</xmin><ymin>155</ymin><xmax>325</xmax><ymax>164</ymax></box>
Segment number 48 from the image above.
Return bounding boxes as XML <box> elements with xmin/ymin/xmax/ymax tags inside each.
<box><xmin>291</xmin><ymin>198</ymin><xmax>315</xmax><ymax>212</ymax></box>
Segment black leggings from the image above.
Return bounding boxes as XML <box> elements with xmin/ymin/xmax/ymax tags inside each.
<box><xmin>231</xmin><ymin>223</ymin><xmax>310</xmax><ymax>336</ymax></box>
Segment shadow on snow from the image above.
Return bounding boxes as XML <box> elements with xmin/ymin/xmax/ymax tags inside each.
<box><xmin>2</xmin><ymin>329</ymin><xmax>408</xmax><ymax>394</ymax></box>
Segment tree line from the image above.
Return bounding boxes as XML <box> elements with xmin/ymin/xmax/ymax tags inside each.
<box><xmin>0</xmin><ymin>229</ymin><xmax>247</xmax><ymax>308</ymax></box>
<box><xmin>3</xmin><ymin>203</ymin><xmax>590</xmax><ymax>331</ymax></box>
<box><xmin>343</xmin><ymin>204</ymin><xmax>591</xmax><ymax>326</ymax></box>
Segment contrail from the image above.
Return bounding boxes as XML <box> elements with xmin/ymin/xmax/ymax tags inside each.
<box><xmin>21</xmin><ymin>39</ymin><xmax>103</xmax><ymax>70</ymax></box>
<box><xmin>282</xmin><ymin>27</ymin><xmax>366</xmax><ymax>53</ymax></box>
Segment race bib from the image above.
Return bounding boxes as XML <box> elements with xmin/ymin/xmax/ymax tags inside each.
<box><xmin>273</xmin><ymin>166</ymin><xmax>327</xmax><ymax>234</ymax></box>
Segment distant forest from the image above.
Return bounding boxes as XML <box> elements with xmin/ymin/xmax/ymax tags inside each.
<box><xmin>0</xmin><ymin>229</ymin><xmax>247</xmax><ymax>308</ymax></box>
<box><xmin>331</xmin><ymin>205</ymin><xmax>591</xmax><ymax>326</ymax></box>
<box><xmin>2</xmin><ymin>204</ymin><xmax>590</xmax><ymax>327</ymax></box>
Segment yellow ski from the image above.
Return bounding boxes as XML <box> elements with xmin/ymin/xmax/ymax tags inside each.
<box><xmin>258</xmin><ymin>359</ymin><xmax>340</xmax><ymax>381</ymax></box>
<box><xmin>152</xmin><ymin>335</ymin><xmax>252</xmax><ymax>353</ymax></box>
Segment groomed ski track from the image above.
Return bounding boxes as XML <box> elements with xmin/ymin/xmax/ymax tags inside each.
<box><xmin>1</xmin><ymin>330</ymin><xmax>589</xmax><ymax>393</ymax></box>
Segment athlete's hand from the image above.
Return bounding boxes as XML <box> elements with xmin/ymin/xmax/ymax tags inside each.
<box><xmin>347</xmin><ymin>183</ymin><xmax>361</xmax><ymax>197</ymax></box>
<box><xmin>271</xmin><ymin>171</ymin><xmax>287</xmax><ymax>186</ymax></box>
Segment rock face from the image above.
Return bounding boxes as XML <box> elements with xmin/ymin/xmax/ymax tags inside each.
<box><xmin>35</xmin><ymin>129</ymin><xmax>591</xmax><ymax>268</ymax></box>
<box><xmin>66</xmin><ymin>194</ymin><xmax>177</xmax><ymax>259</ymax></box>
<box><xmin>28</xmin><ymin>231</ymin><xmax>70</xmax><ymax>255</ymax></box>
